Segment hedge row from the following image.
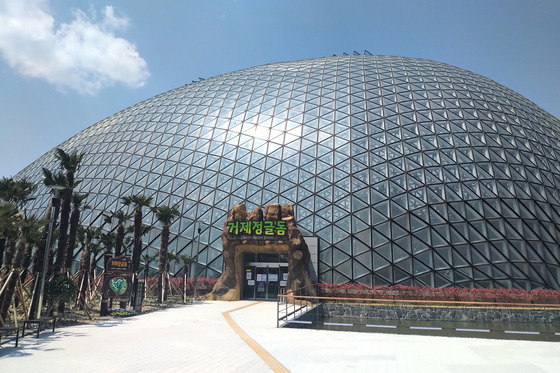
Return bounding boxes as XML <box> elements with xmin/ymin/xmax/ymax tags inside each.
<box><xmin>317</xmin><ymin>283</ymin><xmax>560</xmax><ymax>304</ymax></box>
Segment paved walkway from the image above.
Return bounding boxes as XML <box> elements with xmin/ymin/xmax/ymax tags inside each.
<box><xmin>1</xmin><ymin>301</ymin><xmax>559</xmax><ymax>372</ymax></box>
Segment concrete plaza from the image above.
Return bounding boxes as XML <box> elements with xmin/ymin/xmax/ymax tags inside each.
<box><xmin>1</xmin><ymin>300</ymin><xmax>559</xmax><ymax>372</ymax></box>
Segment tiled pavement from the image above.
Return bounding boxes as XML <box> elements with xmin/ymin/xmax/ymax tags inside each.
<box><xmin>1</xmin><ymin>301</ymin><xmax>559</xmax><ymax>372</ymax></box>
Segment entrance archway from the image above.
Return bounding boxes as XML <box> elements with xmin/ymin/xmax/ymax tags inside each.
<box><xmin>205</xmin><ymin>204</ymin><xmax>315</xmax><ymax>301</ymax></box>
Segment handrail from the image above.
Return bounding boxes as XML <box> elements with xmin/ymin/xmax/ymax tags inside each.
<box><xmin>277</xmin><ymin>293</ymin><xmax>560</xmax><ymax>309</ymax></box>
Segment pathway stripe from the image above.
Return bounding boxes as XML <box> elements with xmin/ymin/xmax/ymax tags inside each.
<box><xmin>223</xmin><ymin>302</ymin><xmax>289</xmax><ymax>373</ymax></box>
<box><xmin>410</xmin><ymin>326</ymin><xmax>442</xmax><ymax>331</ymax></box>
<box><xmin>324</xmin><ymin>322</ymin><xmax>353</xmax><ymax>327</ymax></box>
<box><xmin>456</xmin><ymin>328</ymin><xmax>490</xmax><ymax>333</ymax></box>
<box><xmin>504</xmin><ymin>330</ymin><xmax>540</xmax><ymax>335</ymax></box>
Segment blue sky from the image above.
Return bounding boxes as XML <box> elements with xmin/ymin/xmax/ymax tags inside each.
<box><xmin>0</xmin><ymin>0</ymin><xmax>558</xmax><ymax>177</ymax></box>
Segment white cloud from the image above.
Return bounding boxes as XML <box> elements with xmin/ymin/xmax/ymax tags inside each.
<box><xmin>0</xmin><ymin>0</ymin><xmax>149</xmax><ymax>94</ymax></box>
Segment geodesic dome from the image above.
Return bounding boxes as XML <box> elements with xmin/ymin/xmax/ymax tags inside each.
<box><xmin>18</xmin><ymin>54</ymin><xmax>560</xmax><ymax>289</ymax></box>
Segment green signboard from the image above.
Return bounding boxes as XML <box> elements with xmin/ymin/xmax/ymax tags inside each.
<box><xmin>227</xmin><ymin>220</ymin><xmax>288</xmax><ymax>240</ymax></box>
<box><xmin>102</xmin><ymin>274</ymin><xmax>133</xmax><ymax>298</ymax></box>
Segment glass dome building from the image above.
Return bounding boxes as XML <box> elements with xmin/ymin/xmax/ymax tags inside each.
<box><xmin>17</xmin><ymin>54</ymin><xmax>560</xmax><ymax>290</ymax></box>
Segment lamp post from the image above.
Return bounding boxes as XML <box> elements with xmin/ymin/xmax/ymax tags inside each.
<box><xmin>36</xmin><ymin>185</ymin><xmax>65</xmax><ymax>319</ymax></box>
<box><xmin>192</xmin><ymin>221</ymin><xmax>206</xmax><ymax>302</ymax></box>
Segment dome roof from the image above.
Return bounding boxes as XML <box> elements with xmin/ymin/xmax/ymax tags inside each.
<box><xmin>19</xmin><ymin>55</ymin><xmax>560</xmax><ymax>289</ymax></box>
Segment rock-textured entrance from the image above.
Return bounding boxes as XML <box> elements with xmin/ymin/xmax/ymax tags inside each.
<box><xmin>205</xmin><ymin>204</ymin><xmax>315</xmax><ymax>301</ymax></box>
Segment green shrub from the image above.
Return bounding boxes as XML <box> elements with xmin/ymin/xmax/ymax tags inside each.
<box><xmin>45</xmin><ymin>275</ymin><xmax>78</xmax><ymax>303</ymax></box>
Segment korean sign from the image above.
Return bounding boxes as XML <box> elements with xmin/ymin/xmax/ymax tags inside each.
<box><xmin>227</xmin><ymin>220</ymin><xmax>288</xmax><ymax>240</ymax></box>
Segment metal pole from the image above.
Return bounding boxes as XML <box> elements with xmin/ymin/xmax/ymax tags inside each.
<box><xmin>36</xmin><ymin>194</ymin><xmax>59</xmax><ymax>319</ymax></box>
<box><xmin>192</xmin><ymin>226</ymin><xmax>201</xmax><ymax>302</ymax></box>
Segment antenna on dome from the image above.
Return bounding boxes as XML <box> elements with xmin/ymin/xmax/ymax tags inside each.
<box><xmin>353</xmin><ymin>51</ymin><xmax>360</xmax><ymax>55</ymax></box>
<box><xmin>342</xmin><ymin>52</ymin><xmax>348</xmax><ymax>55</ymax></box>
<box><xmin>364</xmin><ymin>50</ymin><xmax>372</xmax><ymax>55</ymax></box>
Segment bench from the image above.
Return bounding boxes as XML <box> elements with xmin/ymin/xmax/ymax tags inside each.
<box><xmin>0</xmin><ymin>327</ymin><xmax>19</xmax><ymax>347</ymax></box>
<box><xmin>21</xmin><ymin>316</ymin><xmax>56</xmax><ymax>338</ymax></box>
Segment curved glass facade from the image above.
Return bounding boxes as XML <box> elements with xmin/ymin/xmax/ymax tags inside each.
<box><xmin>17</xmin><ymin>54</ymin><xmax>560</xmax><ymax>289</ymax></box>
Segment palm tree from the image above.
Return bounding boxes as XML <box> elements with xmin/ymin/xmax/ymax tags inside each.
<box><xmin>121</xmin><ymin>194</ymin><xmax>152</xmax><ymax>307</ymax></box>
<box><xmin>141</xmin><ymin>253</ymin><xmax>158</xmax><ymax>304</ymax></box>
<box><xmin>53</xmin><ymin>148</ymin><xmax>85</xmax><ymax>275</ymax></box>
<box><xmin>0</xmin><ymin>177</ymin><xmax>37</xmax><ymax>210</ymax></box>
<box><xmin>75</xmin><ymin>226</ymin><xmax>100</xmax><ymax>310</ymax></box>
<box><xmin>64</xmin><ymin>193</ymin><xmax>89</xmax><ymax>271</ymax></box>
<box><xmin>98</xmin><ymin>231</ymin><xmax>116</xmax><ymax>315</ymax></box>
<box><xmin>16</xmin><ymin>216</ymin><xmax>47</xmax><ymax>309</ymax></box>
<box><xmin>177</xmin><ymin>254</ymin><xmax>194</xmax><ymax>302</ymax></box>
<box><xmin>0</xmin><ymin>202</ymin><xmax>22</xmax><ymax>241</ymax></box>
<box><xmin>99</xmin><ymin>231</ymin><xmax>116</xmax><ymax>271</ymax></box>
<box><xmin>28</xmin><ymin>169</ymin><xmax>66</xmax><ymax>318</ymax></box>
<box><xmin>0</xmin><ymin>202</ymin><xmax>22</xmax><ymax>281</ymax></box>
<box><xmin>89</xmin><ymin>242</ymin><xmax>104</xmax><ymax>287</ymax></box>
<box><xmin>37</xmin><ymin>168</ymin><xmax>66</xmax><ymax>276</ymax></box>
<box><xmin>152</xmin><ymin>204</ymin><xmax>180</xmax><ymax>303</ymax></box>
<box><xmin>141</xmin><ymin>253</ymin><xmax>158</xmax><ymax>282</ymax></box>
<box><xmin>0</xmin><ymin>215</ymin><xmax>45</xmax><ymax>325</ymax></box>
<box><xmin>104</xmin><ymin>210</ymin><xmax>132</xmax><ymax>257</ymax></box>
<box><xmin>0</xmin><ymin>177</ymin><xmax>36</xmax><ymax>266</ymax></box>
<box><xmin>0</xmin><ymin>232</ymin><xmax>25</xmax><ymax>326</ymax></box>
<box><xmin>122</xmin><ymin>225</ymin><xmax>151</xmax><ymax>256</ymax></box>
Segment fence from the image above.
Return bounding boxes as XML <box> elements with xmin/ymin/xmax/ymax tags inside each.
<box><xmin>277</xmin><ymin>285</ymin><xmax>560</xmax><ymax>329</ymax></box>
<box><xmin>276</xmin><ymin>284</ymin><xmax>321</xmax><ymax>327</ymax></box>
<box><xmin>143</xmin><ymin>277</ymin><xmax>218</xmax><ymax>298</ymax></box>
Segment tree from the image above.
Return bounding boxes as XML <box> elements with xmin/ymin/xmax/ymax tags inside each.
<box><xmin>0</xmin><ymin>215</ymin><xmax>46</xmax><ymax>325</ymax></box>
<box><xmin>152</xmin><ymin>204</ymin><xmax>180</xmax><ymax>303</ymax></box>
<box><xmin>103</xmin><ymin>210</ymin><xmax>132</xmax><ymax>257</ymax></box>
<box><xmin>64</xmin><ymin>193</ymin><xmax>89</xmax><ymax>271</ymax></box>
<box><xmin>141</xmin><ymin>253</ymin><xmax>158</xmax><ymax>283</ymax></box>
<box><xmin>99</xmin><ymin>231</ymin><xmax>116</xmax><ymax>271</ymax></box>
<box><xmin>75</xmin><ymin>226</ymin><xmax>100</xmax><ymax>310</ymax></box>
<box><xmin>35</xmin><ymin>168</ymin><xmax>66</xmax><ymax>276</ymax></box>
<box><xmin>0</xmin><ymin>234</ymin><xmax>25</xmax><ymax>326</ymax></box>
<box><xmin>53</xmin><ymin>148</ymin><xmax>84</xmax><ymax>275</ymax></box>
<box><xmin>121</xmin><ymin>194</ymin><xmax>152</xmax><ymax>307</ymax></box>
<box><xmin>0</xmin><ymin>202</ymin><xmax>22</xmax><ymax>280</ymax></box>
<box><xmin>0</xmin><ymin>177</ymin><xmax>37</xmax><ymax>210</ymax></box>
<box><xmin>88</xmin><ymin>242</ymin><xmax>104</xmax><ymax>288</ymax></box>
<box><xmin>177</xmin><ymin>254</ymin><xmax>194</xmax><ymax>302</ymax></box>
<box><xmin>0</xmin><ymin>202</ymin><xmax>22</xmax><ymax>241</ymax></box>
<box><xmin>28</xmin><ymin>170</ymin><xmax>67</xmax><ymax>318</ymax></box>
<box><xmin>0</xmin><ymin>177</ymin><xmax>36</xmax><ymax>267</ymax></box>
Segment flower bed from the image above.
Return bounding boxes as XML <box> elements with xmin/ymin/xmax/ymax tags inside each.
<box><xmin>317</xmin><ymin>283</ymin><xmax>560</xmax><ymax>305</ymax></box>
<box><xmin>109</xmin><ymin>309</ymin><xmax>137</xmax><ymax>317</ymax></box>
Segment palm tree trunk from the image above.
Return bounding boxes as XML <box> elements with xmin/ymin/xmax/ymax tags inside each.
<box><xmin>130</xmin><ymin>208</ymin><xmax>142</xmax><ymax>308</ymax></box>
<box><xmin>157</xmin><ymin>225</ymin><xmax>170</xmax><ymax>303</ymax></box>
<box><xmin>76</xmin><ymin>245</ymin><xmax>90</xmax><ymax>310</ymax></box>
<box><xmin>0</xmin><ymin>241</ymin><xmax>25</xmax><ymax>325</ymax></box>
<box><xmin>183</xmin><ymin>265</ymin><xmax>188</xmax><ymax>302</ymax></box>
<box><xmin>54</xmin><ymin>188</ymin><xmax>72</xmax><ymax>273</ymax></box>
<box><xmin>29</xmin><ymin>199</ymin><xmax>59</xmax><ymax>318</ymax></box>
<box><xmin>64</xmin><ymin>205</ymin><xmax>80</xmax><ymax>271</ymax></box>
<box><xmin>0</xmin><ymin>238</ymin><xmax>14</xmax><ymax>276</ymax></box>
<box><xmin>19</xmin><ymin>241</ymin><xmax>34</xmax><ymax>290</ymax></box>
<box><xmin>0</xmin><ymin>238</ymin><xmax>5</xmax><ymax>267</ymax></box>
<box><xmin>115</xmin><ymin>224</ymin><xmax>124</xmax><ymax>257</ymax></box>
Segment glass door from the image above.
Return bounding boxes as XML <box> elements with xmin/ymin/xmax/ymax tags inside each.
<box><xmin>242</xmin><ymin>252</ymin><xmax>288</xmax><ymax>300</ymax></box>
<box><xmin>255</xmin><ymin>267</ymin><xmax>268</xmax><ymax>299</ymax></box>
<box><xmin>267</xmin><ymin>267</ymin><xmax>279</xmax><ymax>299</ymax></box>
<box><xmin>243</xmin><ymin>266</ymin><xmax>255</xmax><ymax>299</ymax></box>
